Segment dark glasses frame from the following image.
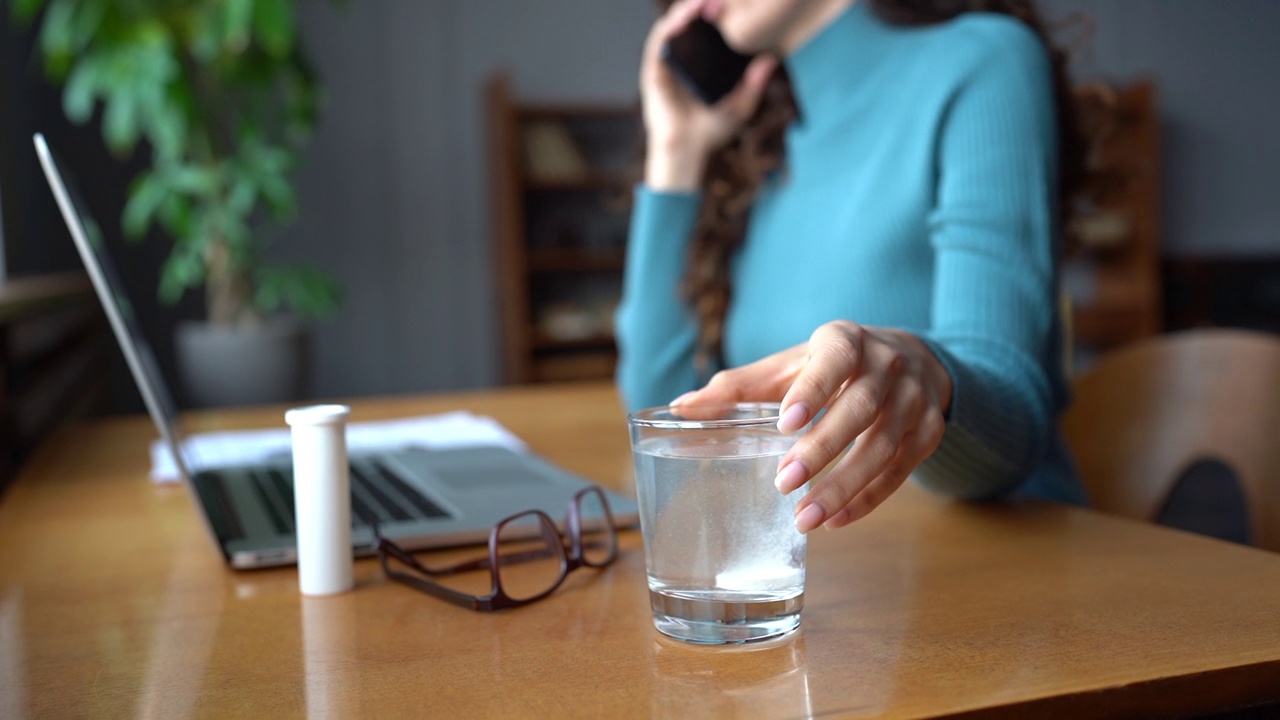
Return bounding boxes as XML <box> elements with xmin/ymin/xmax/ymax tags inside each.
<box><xmin>369</xmin><ymin>485</ymin><xmax>619</xmax><ymax>611</ymax></box>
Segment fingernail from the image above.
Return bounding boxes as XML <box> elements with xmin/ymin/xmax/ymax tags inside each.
<box><xmin>795</xmin><ymin>503</ymin><xmax>826</xmax><ymax>534</ymax></box>
<box><xmin>773</xmin><ymin>460</ymin><xmax>808</xmax><ymax>494</ymax></box>
<box><xmin>777</xmin><ymin>403</ymin><xmax>808</xmax><ymax>434</ymax></box>
<box><xmin>670</xmin><ymin>391</ymin><xmax>696</xmax><ymax>406</ymax></box>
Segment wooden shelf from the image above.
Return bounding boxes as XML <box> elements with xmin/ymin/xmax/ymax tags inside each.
<box><xmin>532</xmin><ymin>331</ymin><xmax>616</xmax><ymax>352</ymax></box>
<box><xmin>488</xmin><ymin>72</ymin><xmax>638</xmax><ymax>385</ymax></box>
<box><xmin>531</xmin><ymin>349</ymin><xmax>617</xmax><ymax>383</ymax></box>
<box><xmin>523</xmin><ymin>172</ymin><xmax>629</xmax><ymax>192</ymax></box>
<box><xmin>528</xmin><ymin>249</ymin><xmax>626</xmax><ymax>273</ymax></box>
<box><xmin>1068</xmin><ymin>80</ymin><xmax>1163</xmax><ymax>359</ymax></box>
<box><xmin>517</xmin><ymin>103</ymin><xmax>636</xmax><ymax>121</ymax></box>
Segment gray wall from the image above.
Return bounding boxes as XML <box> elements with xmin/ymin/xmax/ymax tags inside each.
<box><xmin>284</xmin><ymin>1</ymin><xmax>653</xmax><ymax>400</ymax></box>
<box><xmin>1041</xmin><ymin>0</ymin><xmax>1280</xmax><ymax>258</ymax></box>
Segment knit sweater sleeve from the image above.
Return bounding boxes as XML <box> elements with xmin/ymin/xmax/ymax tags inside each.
<box><xmin>614</xmin><ymin>186</ymin><xmax>703</xmax><ymax>411</ymax></box>
<box><xmin>913</xmin><ymin>20</ymin><xmax>1062</xmax><ymax>499</ymax></box>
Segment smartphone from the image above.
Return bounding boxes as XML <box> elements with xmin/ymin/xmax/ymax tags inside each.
<box><xmin>661</xmin><ymin>18</ymin><xmax>755</xmax><ymax>105</ymax></box>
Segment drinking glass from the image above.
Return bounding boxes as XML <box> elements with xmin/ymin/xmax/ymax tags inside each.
<box><xmin>628</xmin><ymin>403</ymin><xmax>806</xmax><ymax>644</ymax></box>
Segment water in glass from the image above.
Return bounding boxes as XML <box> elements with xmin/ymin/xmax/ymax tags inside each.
<box><xmin>633</xmin><ymin>433</ymin><xmax>805</xmax><ymax>644</ymax></box>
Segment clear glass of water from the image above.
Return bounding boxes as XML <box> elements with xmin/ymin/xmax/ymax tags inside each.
<box><xmin>628</xmin><ymin>403</ymin><xmax>806</xmax><ymax>645</ymax></box>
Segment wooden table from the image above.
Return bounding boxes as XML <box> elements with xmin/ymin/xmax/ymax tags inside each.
<box><xmin>1</xmin><ymin>382</ymin><xmax>1278</xmax><ymax>719</ymax></box>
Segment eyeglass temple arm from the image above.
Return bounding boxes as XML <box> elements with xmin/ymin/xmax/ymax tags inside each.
<box><xmin>429</xmin><ymin>533</ymin><xmax>612</xmax><ymax>575</ymax></box>
<box><xmin>362</xmin><ymin>507</ymin><xmax>487</xmax><ymax>608</ymax></box>
<box><xmin>377</xmin><ymin>541</ymin><xmax>495</xmax><ymax>611</ymax></box>
<box><xmin>434</xmin><ymin>542</ymin><xmax>582</xmax><ymax>575</ymax></box>
<box><xmin>384</xmin><ymin>565</ymin><xmax>494</xmax><ymax>611</ymax></box>
<box><xmin>427</xmin><ymin>514</ymin><xmax>616</xmax><ymax>575</ymax></box>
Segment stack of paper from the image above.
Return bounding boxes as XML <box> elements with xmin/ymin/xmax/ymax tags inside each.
<box><xmin>150</xmin><ymin>411</ymin><xmax>526</xmax><ymax>483</ymax></box>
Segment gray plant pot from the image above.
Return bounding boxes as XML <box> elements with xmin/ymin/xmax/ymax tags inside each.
<box><xmin>175</xmin><ymin>318</ymin><xmax>310</xmax><ymax>408</ymax></box>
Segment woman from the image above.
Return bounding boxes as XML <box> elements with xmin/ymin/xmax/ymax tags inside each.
<box><xmin>615</xmin><ymin>0</ymin><xmax>1089</xmax><ymax>534</ymax></box>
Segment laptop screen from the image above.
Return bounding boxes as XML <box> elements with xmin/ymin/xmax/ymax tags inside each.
<box><xmin>33</xmin><ymin>133</ymin><xmax>191</xmax><ymax>476</ymax></box>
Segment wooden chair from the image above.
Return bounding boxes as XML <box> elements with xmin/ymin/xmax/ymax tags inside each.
<box><xmin>1061</xmin><ymin>328</ymin><xmax>1280</xmax><ymax>552</ymax></box>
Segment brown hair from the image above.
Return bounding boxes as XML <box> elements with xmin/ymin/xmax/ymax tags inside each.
<box><xmin>665</xmin><ymin>0</ymin><xmax>1089</xmax><ymax>373</ymax></box>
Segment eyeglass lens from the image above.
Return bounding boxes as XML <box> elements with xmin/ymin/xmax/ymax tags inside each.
<box><xmin>577</xmin><ymin>488</ymin><xmax>616</xmax><ymax>567</ymax></box>
<box><xmin>494</xmin><ymin>512</ymin><xmax>565</xmax><ymax>601</ymax></box>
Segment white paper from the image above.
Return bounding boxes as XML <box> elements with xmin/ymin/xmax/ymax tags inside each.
<box><xmin>150</xmin><ymin>410</ymin><xmax>526</xmax><ymax>483</ymax></box>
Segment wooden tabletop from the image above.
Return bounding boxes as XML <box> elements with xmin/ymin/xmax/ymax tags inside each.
<box><xmin>1</xmin><ymin>381</ymin><xmax>1278</xmax><ymax>719</ymax></box>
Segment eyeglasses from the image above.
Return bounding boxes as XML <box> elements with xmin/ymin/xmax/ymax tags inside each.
<box><xmin>367</xmin><ymin>486</ymin><xmax>619</xmax><ymax>612</ymax></box>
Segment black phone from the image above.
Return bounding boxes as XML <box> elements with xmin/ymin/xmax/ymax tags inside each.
<box><xmin>661</xmin><ymin>18</ymin><xmax>755</xmax><ymax>105</ymax></box>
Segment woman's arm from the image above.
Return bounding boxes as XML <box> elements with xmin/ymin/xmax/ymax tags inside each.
<box><xmin>912</xmin><ymin>18</ymin><xmax>1061</xmax><ymax>499</ymax></box>
<box><xmin>616</xmin><ymin>0</ymin><xmax>776</xmax><ymax>411</ymax></box>
<box><xmin>614</xmin><ymin>187</ymin><xmax>703</xmax><ymax>410</ymax></box>
<box><xmin>671</xmin><ymin>18</ymin><xmax>1062</xmax><ymax>530</ymax></box>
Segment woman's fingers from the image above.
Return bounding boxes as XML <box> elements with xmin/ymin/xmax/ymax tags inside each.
<box><xmin>720</xmin><ymin>54</ymin><xmax>777</xmax><ymax>120</ymax></box>
<box><xmin>781</xmin><ymin>325</ymin><xmax>948</xmax><ymax>533</ymax></box>
<box><xmin>823</xmin><ymin>414</ymin><xmax>945</xmax><ymax>529</ymax></box>
<box><xmin>641</xmin><ymin>0</ymin><xmax>705</xmax><ymax>95</ymax></box>
<box><xmin>790</xmin><ymin>376</ymin><xmax>916</xmax><ymax>532</ymax></box>
<box><xmin>670</xmin><ymin>345</ymin><xmax>805</xmax><ymax>406</ymax></box>
<box><xmin>797</xmin><ymin>384</ymin><xmax>946</xmax><ymax>533</ymax></box>
<box><xmin>667</xmin><ymin>349</ymin><xmax>802</xmax><ymax>422</ymax></box>
<box><xmin>669</xmin><ymin>320</ymin><xmax>951</xmax><ymax>532</ymax></box>
<box><xmin>773</xmin><ymin>321</ymin><xmax>899</xmax><ymax>495</ymax></box>
<box><xmin>820</xmin><ymin>449</ymin><xmax>911</xmax><ymax>530</ymax></box>
<box><xmin>778</xmin><ymin>321</ymin><xmax>869</xmax><ymax>433</ymax></box>
<box><xmin>642</xmin><ymin>0</ymin><xmax>750</xmax><ymax>188</ymax></box>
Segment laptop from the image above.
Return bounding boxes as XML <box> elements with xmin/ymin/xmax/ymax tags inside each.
<box><xmin>34</xmin><ymin>132</ymin><xmax>638</xmax><ymax>569</ymax></box>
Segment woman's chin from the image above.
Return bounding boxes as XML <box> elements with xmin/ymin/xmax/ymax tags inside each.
<box><xmin>718</xmin><ymin>25</ymin><xmax>771</xmax><ymax>55</ymax></box>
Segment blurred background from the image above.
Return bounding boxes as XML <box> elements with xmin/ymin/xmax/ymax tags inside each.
<box><xmin>2</xmin><ymin>0</ymin><xmax>1279</xmax><ymax>474</ymax></box>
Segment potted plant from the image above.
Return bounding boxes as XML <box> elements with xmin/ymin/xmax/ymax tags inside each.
<box><xmin>14</xmin><ymin>0</ymin><xmax>341</xmax><ymax>406</ymax></box>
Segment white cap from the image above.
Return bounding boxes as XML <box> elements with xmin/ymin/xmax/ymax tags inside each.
<box><xmin>285</xmin><ymin>404</ymin><xmax>351</xmax><ymax>427</ymax></box>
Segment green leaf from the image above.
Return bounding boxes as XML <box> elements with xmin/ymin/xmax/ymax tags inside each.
<box><xmin>217</xmin><ymin>206</ymin><xmax>253</xmax><ymax>252</ymax></box>
<box><xmin>252</xmin><ymin>0</ymin><xmax>294</xmax><ymax>57</ymax></box>
<box><xmin>68</xmin><ymin>0</ymin><xmax>106</xmax><ymax>54</ymax></box>
<box><xmin>11</xmin><ymin>0</ymin><xmax>49</xmax><ymax>23</ymax></box>
<box><xmin>227</xmin><ymin>170</ymin><xmax>258</xmax><ymax>216</ymax></box>
<box><xmin>222</xmin><ymin>0</ymin><xmax>253</xmax><ymax>53</ymax></box>
<box><xmin>187</xmin><ymin>6</ymin><xmax>222</xmax><ymax>62</ymax></box>
<box><xmin>37</xmin><ymin>0</ymin><xmax>76</xmax><ymax>61</ymax></box>
<box><xmin>157</xmin><ymin>193</ymin><xmax>195</xmax><ymax>240</ymax></box>
<box><xmin>123</xmin><ymin>171</ymin><xmax>168</xmax><ymax>239</ymax></box>
<box><xmin>260</xmin><ymin>175</ymin><xmax>295</xmax><ymax>221</ymax></box>
<box><xmin>61</xmin><ymin>58</ymin><xmax>100</xmax><ymax>123</ymax></box>
<box><xmin>284</xmin><ymin>72</ymin><xmax>321</xmax><ymax>144</ymax></box>
<box><xmin>144</xmin><ymin>97</ymin><xmax>188</xmax><ymax>161</ymax></box>
<box><xmin>255</xmin><ymin>264</ymin><xmax>343</xmax><ymax>319</ymax></box>
<box><xmin>164</xmin><ymin>163</ymin><xmax>223</xmax><ymax>196</ymax></box>
<box><xmin>159</xmin><ymin>242</ymin><xmax>207</xmax><ymax>304</ymax></box>
<box><xmin>102</xmin><ymin>89</ymin><xmax>140</xmax><ymax>155</ymax></box>
<box><xmin>43</xmin><ymin>50</ymin><xmax>73</xmax><ymax>79</ymax></box>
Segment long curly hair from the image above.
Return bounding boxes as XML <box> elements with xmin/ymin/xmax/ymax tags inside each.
<box><xmin>657</xmin><ymin>0</ymin><xmax>1089</xmax><ymax>373</ymax></box>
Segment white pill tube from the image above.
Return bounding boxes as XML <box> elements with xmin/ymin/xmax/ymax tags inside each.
<box><xmin>285</xmin><ymin>404</ymin><xmax>354</xmax><ymax>596</ymax></box>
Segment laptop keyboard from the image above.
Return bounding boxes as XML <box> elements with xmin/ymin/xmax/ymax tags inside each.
<box><xmin>197</xmin><ymin>462</ymin><xmax>451</xmax><ymax>541</ymax></box>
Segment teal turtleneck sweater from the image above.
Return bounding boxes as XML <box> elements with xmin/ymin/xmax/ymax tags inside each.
<box><xmin>615</xmin><ymin>2</ymin><xmax>1085</xmax><ymax>504</ymax></box>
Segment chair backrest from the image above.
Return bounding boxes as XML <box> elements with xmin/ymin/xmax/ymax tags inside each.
<box><xmin>1061</xmin><ymin>329</ymin><xmax>1280</xmax><ymax>552</ymax></box>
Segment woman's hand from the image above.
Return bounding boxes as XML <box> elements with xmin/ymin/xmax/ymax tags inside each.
<box><xmin>640</xmin><ymin>0</ymin><xmax>777</xmax><ymax>191</ymax></box>
<box><xmin>671</xmin><ymin>320</ymin><xmax>954</xmax><ymax>532</ymax></box>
